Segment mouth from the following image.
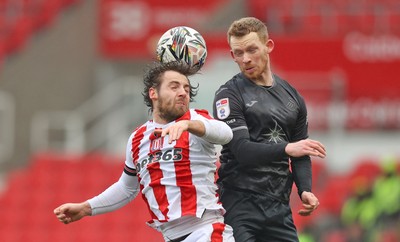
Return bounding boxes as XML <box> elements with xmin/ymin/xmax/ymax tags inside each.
<box><xmin>176</xmin><ymin>101</ymin><xmax>187</xmax><ymax>107</ymax></box>
<box><xmin>245</xmin><ymin>66</ymin><xmax>255</xmax><ymax>73</ymax></box>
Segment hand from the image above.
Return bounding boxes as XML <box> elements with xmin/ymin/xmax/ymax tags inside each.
<box><xmin>53</xmin><ymin>202</ymin><xmax>92</xmax><ymax>224</ymax></box>
<box><xmin>298</xmin><ymin>191</ymin><xmax>319</xmax><ymax>216</ymax></box>
<box><xmin>285</xmin><ymin>139</ymin><xmax>326</xmax><ymax>158</ymax></box>
<box><xmin>156</xmin><ymin>120</ymin><xmax>190</xmax><ymax>144</ymax></box>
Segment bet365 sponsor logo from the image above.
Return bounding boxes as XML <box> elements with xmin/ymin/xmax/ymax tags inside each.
<box><xmin>136</xmin><ymin>148</ymin><xmax>183</xmax><ymax>172</ymax></box>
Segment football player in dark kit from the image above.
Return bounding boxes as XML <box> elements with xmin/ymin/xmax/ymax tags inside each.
<box><xmin>213</xmin><ymin>17</ymin><xmax>327</xmax><ymax>242</ymax></box>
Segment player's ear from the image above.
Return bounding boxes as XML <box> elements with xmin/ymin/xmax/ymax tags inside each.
<box><xmin>266</xmin><ymin>39</ymin><xmax>274</xmax><ymax>53</ymax></box>
<box><xmin>149</xmin><ymin>87</ymin><xmax>158</xmax><ymax>100</ymax></box>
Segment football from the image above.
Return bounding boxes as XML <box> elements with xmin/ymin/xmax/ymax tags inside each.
<box><xmin>156</xmin><ymin>26</ymin><xmax>207</xmax><ymax>71</ymax></box>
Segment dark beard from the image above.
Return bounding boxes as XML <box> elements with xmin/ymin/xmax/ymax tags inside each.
<box><xmin>158</xmin><ymin>104</ymin><xmax>186</xmax><ymax>123</ymax></box>
<box><xmin>158</xmin><ymin>110</ymin><xmax>181</xmax><ymax>123</ymax></box>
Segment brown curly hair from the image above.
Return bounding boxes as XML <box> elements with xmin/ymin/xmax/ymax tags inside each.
<box><xmin>142</xmin><ymin>61</ymin><xmax>199</xmax><ymax>112</ymax></box>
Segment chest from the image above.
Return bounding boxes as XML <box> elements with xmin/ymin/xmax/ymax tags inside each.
<box><xmin>133</xmin><ymin>130</ymin><xmax>188</xmax><ymax>173</ymax></box>
<box><xmin>241</xmin><ymin>85</ymin><xmax>300</xmax><ymax>136</ymax></box>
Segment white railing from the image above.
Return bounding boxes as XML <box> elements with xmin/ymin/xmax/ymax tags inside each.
<box><xmin>30</xmin><ymin>76</ymin><xmax>148</xmax><ymax>155</ymax></box>
<box><xmin>30</xmin><ymin>111</ymin><xmax>85</xmax><ymax>153</ymax></box>
<box><xmin>0</xmin><ymin>90</ymin><xmax>15</xmax><ymax>164</ymax></box>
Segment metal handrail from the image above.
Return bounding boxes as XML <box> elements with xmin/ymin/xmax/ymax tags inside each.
<box><xmin>30</xmin><ymin>76</ymin><xmax>147</xmax><ymax>154</ymax></box>
<box><xmin>0</xmin><ymin>90</ymin><xmax>15</xmax><ymax>163</ymax></box>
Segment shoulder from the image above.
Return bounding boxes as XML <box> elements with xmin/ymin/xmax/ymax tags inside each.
<box><xmin>131</xmin><ymin>122</ymin><xmax>150</xmax><ymax>136</ymax></box>
<box><xmin>190</xmin><ymin>109</ymin><xmax>213</xmax><ymax>119</ymax></box>
<box><xmin>274</xmin><ymin>74</ymin><xmax>302</xmax><ymax>96</ymax></box>
<box><xmin>274</xmin><ymin>74</ymin><xmax>293</xmax><ymax>89</ymax></box>
<box><xmin>178</xmin><ymin>109</ymin><xmax>213</xmax><ymax>121</ymax></box>
<box><xmin>215</xmin><ymin>73</ymin><xmax>245</xmax><ymax>98</ymax></box>
<box><xmin>274</xmin><ymin>74</ymin><xmax>306</xmax><ymax>109</ymax></box>
<box><xmin>215</xmin><ymin>74</ymin><xmax>243</xmax><ymax>92</ymax></box>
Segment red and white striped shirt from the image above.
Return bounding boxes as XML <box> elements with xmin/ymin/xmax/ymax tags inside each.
<box><xmin>125</xmin><ymin>109</ymin><xmax>225</xmax><ymax>227</ymax></box>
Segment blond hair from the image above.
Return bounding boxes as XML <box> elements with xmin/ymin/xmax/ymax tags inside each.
<box><xmin>227</xmin><ymin>17</ymin><xmax>269</xmax><ymax>44</ymax></box>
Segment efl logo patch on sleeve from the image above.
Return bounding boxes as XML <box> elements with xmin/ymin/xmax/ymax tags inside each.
<box><xmin>215</xmin><ymin>98</ymin><xmax>230</xmax><ymax>120</ymax></box>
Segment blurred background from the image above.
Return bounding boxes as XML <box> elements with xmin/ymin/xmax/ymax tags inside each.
<box><xmin>0</xmin><ymin>0</ymin><xmax>399</xmax><ymax>241</ymax></box>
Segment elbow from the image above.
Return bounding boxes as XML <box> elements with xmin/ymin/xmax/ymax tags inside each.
<box><xmin>202</xmin><ymin>119</ymin><xmax>233</xmax><ymax>144</ymax></box>
<box><xmin>229</xmin><ymin>139</ymin><xmax>249</xmax><ymax>163</ymax></box>
<box><xmin>221</xmin><ymin>125</ymin><xmax>233</xmax><ymax>145</ymax></box>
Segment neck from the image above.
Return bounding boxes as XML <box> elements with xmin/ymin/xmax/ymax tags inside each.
<box><xmin>250</xmin><ymin>71</ymin><xmax>274</xmax><ymax>86</ymax></box>
<box><xmin>152</xmin><ymin>111</ymin><xmax>168</xmax><ymax>124</ymax></box>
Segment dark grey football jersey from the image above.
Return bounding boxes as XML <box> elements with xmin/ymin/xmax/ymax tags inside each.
<box><xmin>213</xmin><ymin>73</ymin><xmax>311</xmax><ymax>202</ymax></box>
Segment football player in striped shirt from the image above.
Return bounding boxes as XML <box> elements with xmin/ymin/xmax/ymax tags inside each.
<box><xmin>54</xmin><ymin>61</ymin><xmax>235</xmax><ymax>242</ymax></box>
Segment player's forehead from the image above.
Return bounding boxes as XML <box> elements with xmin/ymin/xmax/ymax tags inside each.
<box><xmin>230</xmin><ymin>32</ymin><xmax>262</xmax><ymax>50</ymax></box>
<box><xmin>161</xmin><ymin>70</ymin><xmax>189</xmax><ymax>86</ymax></box>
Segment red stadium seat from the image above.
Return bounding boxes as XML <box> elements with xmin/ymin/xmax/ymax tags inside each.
<box><xmin>320</xmin><ymin>229</ymin><xmax>347</xmax><ymax>242</ymax></box>
<box><xmin>0</xmin><ymin>0</ymin><xmax>34</xmax><ymax>54</ymax></box>
<box><xmin>61</xmin><ymin>0</ymin><xmax>81</xmax><ymax>7</ymax></box>
<box><xmin>312</xmin><ymin>159</ymin><xmax>328</xmax><ymax>192</ymax></box>
<box><xmin>246</xmin><ymin>0</ymin><xmax>400</xmax><ymax>37</ymax></box>
<box><xmin>0</xmin><ymin>152</ymin><xmax>164</xmax><ymax>242</ymax></box>
<box><xmin>388</xmin><ymin>11</ymin><xmax>400</xmax><ymax>33</ymax></box>
<box><xmin>317</xmin><ymin>174</ymin><xmax>352</xmax><ymax>215</ymax></box>
<box><xmin>348</xmin><ymin>159</ymin><xmax>382</xmax><ymax>183</ymax></box>
<box><xmin>28</xmin><ymin>0</ymin><xmax>63</xmax><ymax>29</ymax></box>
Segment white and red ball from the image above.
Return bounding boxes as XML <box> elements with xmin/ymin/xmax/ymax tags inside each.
<box><xmin>156</xmin><ymin>26</ymin><xmax>207</xmax><ymax>71</ymax></box>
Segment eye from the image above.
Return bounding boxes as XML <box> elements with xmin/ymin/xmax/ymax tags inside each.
<box><xmin>246</xmin><ymin>47</ymin><xmax>258</xmax><ymax>54</ymax></box>
<box><xmin>170</xmin><ymin>84</ymin><xmax>179</xmax><ymax>90</ymax></box>
<box><xmin>233</xmin><ymin>50</ymin><xmax>243</xmax><ymax>58</ymax></box>
<box><xmin>247</xmin><ymin>47</ymin><xmax>257</xmax><ymax>54</ymax></box>
<box><xmin>184</xmin><ymin>86</ymin><xmax>190</xmax><ymax>94</ymax></box>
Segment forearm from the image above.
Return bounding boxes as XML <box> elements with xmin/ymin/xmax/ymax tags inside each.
<box><xmin>80</xmin><ymin>201</ymin><xmax>93</xmax><ymax>216</ymax></box>
<box><xmin>186</xmin><ymin>119</ymin><xmax>233</xmax><ymax>145</ymax></box>
<box><xmin>229</xmin><ymin>128</ymin><xmax>288</xmax><ymax>164</ymax></box>
<box><xmin>187</xmin><ymin>120</ymin><xmax>206</xmax><ymax>137</ymax></box>
<box><xmin>290</xmin><ymin>156</ymin><xmax>312</xmax><ymax>197</ymax></box>
<box><xmin>87</xmin><ymin>172</ymin><xmax>140</xmax><ymax>215</ymax></box>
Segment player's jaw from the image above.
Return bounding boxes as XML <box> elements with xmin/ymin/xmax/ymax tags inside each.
<box><xmin>242</xmin><ymin>64</ymin><xmax>261</xmax><ymax>81</ymax></box>
<box><xmin>241</xmin><ymin>57</ymin><xmax>269</xmax><ymax>82</ymax></box>
<box><xmin>173</xmin><ymin>97</ymin><xmax>189</xmax><ymax>115</ymax></box>
<box><xmin>157</xmin><ymin>97</ymin><xmax>189</xmax><ymax>123</ymax></box>
<box><xmin>242</xmin><ymin>65</ymin><xmax>257</xmax><ymax>76</ymax></box>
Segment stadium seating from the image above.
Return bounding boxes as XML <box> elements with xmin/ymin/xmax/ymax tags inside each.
<box><xmin>247</xmin><ymin>0</ymin><xmax>400</xmax><ymax>36</ymax></box>
<box><xmin>0</xmin><ymin>153</ymin><xmax>164</xmax><ymax>242</ymax></box>
<box><xmin>0</xmin><ymin>0</ymin><xmax>80</xmax><ymax>57</ymax></box>
<box><xmin>348</xmin><ymin>159</ymin><xmax>382</xmax><ymax>183</ymax></box>
<box><xmin>0</xmin><ymin>153</ymin><xmax>399</xmax><ymax>241</ymax></box>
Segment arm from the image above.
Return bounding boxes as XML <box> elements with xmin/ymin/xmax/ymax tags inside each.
<box><xmin>160</xmin><ymin>110</ymin><xmax>233</xmax><ymax>145</ymax></box>
<box><xmin>291</xmin><ymin>155</ymin><xmax>312</xmax><ymax>197</ymax></box>
<box><xmin>213</xmin><ymin>88</ymin><xmax>325</xmax><ymax>164</ymax></box>
<box><xmin>290</xmin><ymin>94</ymin><xmax>314</xmax><ymax>198</ymax></box>
<box><xmin>228</xmin><ymin>128</ymin><xmax>288</xmax><ymax>164</ymax></box>
<box><xmin>88</xmin><ymin>170</ymin><xmax>140</xmax><ymax>215</ymax></box>
<box><xmin>54</xmin><ymin>169</ymin><xmax>140</xmax><ymax>224</ymax></box>
<box><xmin>290</xmin><ymin>93</ymin><xmax>321</xmax><ymax>216</ymax></box>
<box><xmin>228</xmin><ymin>130</ymin><xmax>325</xmax><ymax>165</ymax></box>
<box><xmin>201</xmin><ymin>118</ymin><xmax>233</xmax><ymax>145</ymax></box>
<box><xmin>54</xmin><ymin>132</ymin><xmax>142</xmax><ymax>224</ymax></box>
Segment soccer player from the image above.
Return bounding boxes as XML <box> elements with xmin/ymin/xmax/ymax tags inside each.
<box><xmin>213</xmin><ymin>17</ymin><xmax>327</xmax><ymax>242</ymax></box>
<box><xmin>54</xmin><ymin>61</ymin><xmax>235</xmax><ymax>242</ymax></box>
